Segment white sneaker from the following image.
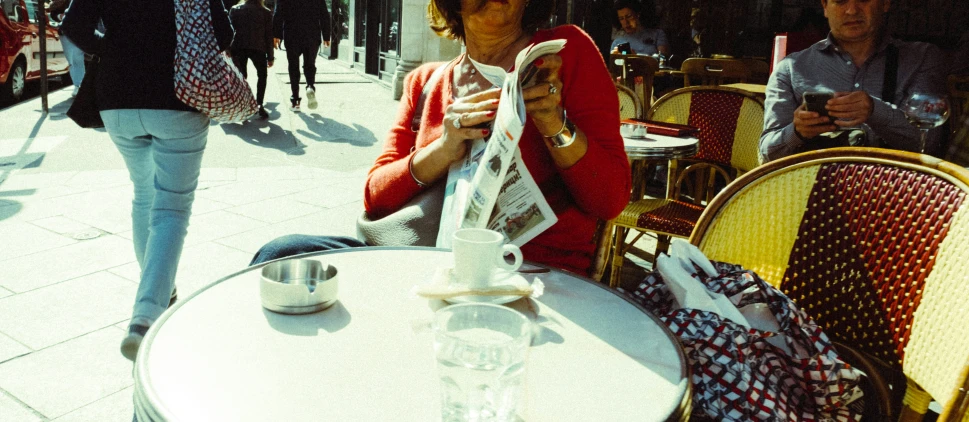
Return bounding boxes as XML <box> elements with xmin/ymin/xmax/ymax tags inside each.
<box><xmin>306</xmin><ymin>87</ymin><xmax>318</xmax><ymax>110</ymax></box>
<box><xmin>291</xmin><ymin>101</ymin><xmax>301</xmax><ymax>113</ymax></box>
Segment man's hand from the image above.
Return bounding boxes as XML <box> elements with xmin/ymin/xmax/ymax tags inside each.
<box><xmin>268</xmin><ymin>59</ymin><xmax>274</xmax><ymax>68</ymax></box>
<box><xmin>324</xmin><ymin>40</ymin><xmax>331</xmax><ymax>48</ymax></box>
<box><xmin>273</xmin><ymin>38</ymin><xmax>281</xmax><ymax>49</ymax></box>
<box><xmin>793</xmin><ymin>103</ymin><xmax>838</xmax><ymax>140</ymax></box>
<box><xmin>827</xmin><ymin>91</ymin><xmax>874</xmax><ymax>127</ymax></box>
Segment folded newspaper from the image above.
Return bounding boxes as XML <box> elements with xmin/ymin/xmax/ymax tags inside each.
<box><xmin>436</xmin><ymin>39</ymin><xmax>567</xmax><ymax>248</ymax></box>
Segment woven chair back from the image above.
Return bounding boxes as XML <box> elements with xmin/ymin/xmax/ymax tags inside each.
<box><xmin>647</xmin><ymin>86</ymin><xmax>764</xmax><ymax>172</ymax></box>
<box><xmin>689</xmin><ymin>147</ymin><xmax>969</xmax><ymax>419</ymax></box>
<box><xmin>945</xmin><ymin>74</ymin><xmax>969</xmax><ymax>167</ymax></box>
<box><xmin>616</xmin><ymin>83</ymin><xmax>643</xmax><ymax>120</ymax></box>
<box><xmin>680</xmin><ymin>58</ymin><xmax>751</xmax><ymax>86</ymax></box>
<box><xmin>608</xmin><ymin>54</ymin><xmax>658</xmax><ymax>110</ymax></box>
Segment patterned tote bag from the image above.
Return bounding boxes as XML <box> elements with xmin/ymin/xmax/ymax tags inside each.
<box><xmin>621</xmin><ymin>260</ymin><xmax>866</xmax><ymax>421</ymax></box>
<box><xmin>173</xmin><ymin>0</ymin><xmax>258</xmax><ymax>122</ymax></box>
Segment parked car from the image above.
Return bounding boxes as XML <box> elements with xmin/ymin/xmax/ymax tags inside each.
<box><xmin>0</xmin><ymin>0</ymin><xmax>68</xmax><ymax>102</ymax></box>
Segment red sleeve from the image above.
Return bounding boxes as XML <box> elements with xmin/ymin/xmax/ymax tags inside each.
<box><xmin>363</xmin><ymin>63</ymin><xmax>445</xmax><ymax>218</ymax></box>
<box><xmin>545</xmin><ymin>26</ymin><xmax>631</xmax><ymax>220</ymax></box>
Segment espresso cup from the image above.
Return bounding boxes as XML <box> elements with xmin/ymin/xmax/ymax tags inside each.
<box><xmin>452</xmin><ymin>228</ymin><xmax>523</xmax><ymax>288</ymax></box>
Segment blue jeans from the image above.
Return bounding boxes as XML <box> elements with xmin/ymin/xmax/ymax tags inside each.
<box><xmin>101</xmin><ymin>109</ymin><xmax>208</xmax><ymax>324</ymax></box>
<box><xmin>250</xmin><ymin>235</ymin><xmax>365</xmax><ymax>265</ymax></box>
<box><xmin>60</xmin><ymin>33</ymin><xmax>85</xmax><ymax>88</ymax></box>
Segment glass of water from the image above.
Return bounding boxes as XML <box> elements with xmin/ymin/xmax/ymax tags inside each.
<box><xmin>902</xmin><ymin>92</ymin><xmax>950</xmax><ymax>153</ymax></box>
<box><xmin>433</xmin><ymin>303</ymin><xmax>532</xmax><ymax>422</ymax></box>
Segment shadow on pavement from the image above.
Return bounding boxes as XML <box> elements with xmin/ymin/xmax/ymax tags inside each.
<box><xmin>219</xmin><ymin>103</ymin><xmax>305</xmax><ymax>155</ymax></box>
<box><xmin>296</xmin><ymin>112</ymin><xmax>379</xmax><ymax>147</ymax></box>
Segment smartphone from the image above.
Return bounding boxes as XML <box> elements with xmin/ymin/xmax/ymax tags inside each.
<box><xmin>803</xmin><ymin>92</ymin><xmax>834</xmax><ymax>117</ymax></box>
<box><xmin>616</xmin><ymin>42</ymin><xmax>632</xmax><ymax>55</ymax></box>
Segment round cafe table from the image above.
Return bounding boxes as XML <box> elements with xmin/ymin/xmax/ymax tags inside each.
<box><xmin>624</xmin><ymin>133</ymin><xmax>699</xmax><ymax>199</ymax></box>
<box><xmin>133</xmin><ymin>247</ymin><xmax>690</xmax><ymax>421</ymax></box>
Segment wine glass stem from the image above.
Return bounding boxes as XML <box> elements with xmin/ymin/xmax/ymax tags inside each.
<box><xmin>919</xmin><ymin>129</ymin><xmax>928</xmax><ymax>154</ymax></box>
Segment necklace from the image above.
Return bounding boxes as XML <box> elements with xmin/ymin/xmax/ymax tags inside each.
<box><xmin>467</xmin><ymin>56</ymin><xmax>508</xmax><ymax>88</ymax></box>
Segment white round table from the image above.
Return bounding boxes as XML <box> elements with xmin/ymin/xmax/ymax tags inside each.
<box><xmin>134</xmin><ymin>247</ymin><xmax>690</xmax><ymax>421</ymax></box>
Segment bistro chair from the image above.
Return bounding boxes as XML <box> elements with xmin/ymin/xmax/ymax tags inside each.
<box><xmin>944</xmin><ymin>74</ymin><xmax>969</xmax><ymax>167</ymax></box>
<box><xmin>690</xmin><ymin>147</ymin><xmax>969</xmax><ymax>422</ymax></box>
<box><xmin>607</xmin><ymin>86</ymin><xmax>764</xmax><ymax>287</ymax></box>
<box><xmin>608</xmin><ymin>54</ymin><xmax>658</xmax><ymax>110</ymax></box>
<box><xmin>679</xmin><ymin>58</ymin><xmax>751</xmax><ymax>87</ymax></box>
<box><xmin>588</xmin><ymin>219</ymin><xmax>616</xmax><ymax>282</ymax></box>
<box><xmin>616</xmin><ymin>83</ymin><xmax>643</xmax><ymax>120</ymax></box>
<box><xmin>740</xmin><ymin>57</ymin><xmax>771</xmax><ymax>85</ymax></box>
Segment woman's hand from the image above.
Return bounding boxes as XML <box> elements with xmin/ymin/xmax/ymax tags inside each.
<box><xmin>522</xmin><ymin>54</ymin><xmax>565</xmax><ymax>136</ymax></box>
<box><xmin>411</xmin><ymin>87</ymin><xmax>501</xmax><ymax>186</ymax></box>
<box><xmin>437</xmin><ymin>87</ymin><xmax>501</xmax><ymax>162</ymax></box>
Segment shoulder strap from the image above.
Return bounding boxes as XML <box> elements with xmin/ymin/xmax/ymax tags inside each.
<box><xmin>883</xmin><ymin>43</ymin><xmax>899</xmax><ymax>104</ymax></box>
<box><xmin>410</xmin><ymin>62</ymin><xmax>451</xmax><ymax>132</ymax></box>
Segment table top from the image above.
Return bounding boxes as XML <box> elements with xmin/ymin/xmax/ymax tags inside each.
<box><xmin>623</xmin><ymin>133</ymin><xmax>699</xmax><ymax>161</ymax></box>
<box><xmin>722</xmin><ymin>83</ymin><xmax>767</xmax><ymax>95</ymax></box>
<box><xmin>134</xmin><ymin>247</ymin><xmax>690</xmax><ymax>422</ymax></box>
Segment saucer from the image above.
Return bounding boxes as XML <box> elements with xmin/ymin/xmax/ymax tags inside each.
<box><xmin>443</xmin><ymin>270</ymin><xmax>531</xmax><ymax>305</ymax></box>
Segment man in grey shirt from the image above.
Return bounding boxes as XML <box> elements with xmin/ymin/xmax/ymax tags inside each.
<box><xmin>760</xmin><ymin>0</ymin><xmax>946</xmax><ymax>162</ymax></box>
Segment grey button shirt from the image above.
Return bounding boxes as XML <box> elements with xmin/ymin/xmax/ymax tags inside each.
<box><xmin>760</xmin><ymin>34</ymin><xmax>946</xmax><ymax>162</ymax></box>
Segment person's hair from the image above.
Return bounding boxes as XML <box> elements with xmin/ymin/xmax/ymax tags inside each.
<box><xmin>427</xmin><ymin>0</ymin><xmax>555</xmax><ymax>41</ymax></box>
<box><xmin>612</xmin><ymin>0</ymin><xmax>657</xmax><ymax>29</ymax></box>
<box><xmin>242</xmin><ymin>0</ymin><xmax>266</xmax><ymax>6</ymax></box>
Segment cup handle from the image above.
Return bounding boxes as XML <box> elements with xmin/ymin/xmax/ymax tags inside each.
<box><xmin>498</xmin><ymin>244</ymin><xmax>523</xmax><ymax>272</ymax></box>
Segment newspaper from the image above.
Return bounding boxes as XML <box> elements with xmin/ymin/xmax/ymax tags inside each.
<box><xmin>436</xmin><ymin>39</ymin><xmax>567</xmax><ymax>248</ymax></box>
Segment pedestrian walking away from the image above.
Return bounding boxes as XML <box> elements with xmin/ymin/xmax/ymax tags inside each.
<box><xmin>230</xmin><ymin>0</ymin><xmax>274</xmax><ymax>119</ymax></box>
<box><xmin>61</xmin><ymin>0</ymin><xmax>233</xmax><ymax>362</ymax></box>
<box><xmin>49</xmin><ymin>0</ymin><xmax>85</xmax><ymax>97</ymax></box>
<box><xmin>272</xmin><ymin>0</ymin><xmax>331</xmax><ymax>113</ymax></box>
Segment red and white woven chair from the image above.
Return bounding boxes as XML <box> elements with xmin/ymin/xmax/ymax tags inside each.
<box><xmin>608</xmin><ymin>86</ymin><xmax>764</xmax><ymax>287</ymax></box>
<box><xmin>690</xmin><ymin>147</ymin><xmax>969</xmax><ymax>421</ymax></box>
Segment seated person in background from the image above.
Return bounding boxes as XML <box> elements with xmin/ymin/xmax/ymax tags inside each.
<box><xmin>251</xmin><ymin>0</ymin><xmax>631</xmax><ymax>277</ymax></box>
<box><xmin>760</xmin><ymin>0</ymin><xmax>946</xmax><ymax>163</ymax></box>
<box><xmin>610</xmin><ymin>0</ymin><xmax>669</xmax><ymax>57</ymax></box>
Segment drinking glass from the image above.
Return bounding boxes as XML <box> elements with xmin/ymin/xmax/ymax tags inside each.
<box><xmin>902</xmin><ymin>93</ymin><xmax>950</xmax><ymax>153</ymax></box>
<box><xmin>433</xmin><ymin>303</ymin><xmax>532</xmax><ymax>422</ymax></box>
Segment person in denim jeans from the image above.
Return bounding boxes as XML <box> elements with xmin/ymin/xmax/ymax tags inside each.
<box><xmin>62</xmin><ymin>0</ymin><xmax>233</xmax><ymax>361</ymax></box>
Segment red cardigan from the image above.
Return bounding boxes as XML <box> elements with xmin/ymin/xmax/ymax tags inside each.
<box><xmin>364</xmin><ymin>25</ymin><xmax>630</xmax><ymax>275</ymax></box>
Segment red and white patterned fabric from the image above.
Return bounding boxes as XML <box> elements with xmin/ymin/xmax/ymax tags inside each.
<box><xmin>620</xmin><ymin>260</ymin><xmax>865</xmax><ymax>421</ymax></box>
<box><xmin>174</xmin><ymin>0</ymin><xmax>258</xmax><ymax>122</ymax></box>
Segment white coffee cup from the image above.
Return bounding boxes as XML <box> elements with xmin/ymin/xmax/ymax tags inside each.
<box><xmin>452</xmin><ymin>228</ymin><xmax>523</xmax><ymax>288</ymax></box>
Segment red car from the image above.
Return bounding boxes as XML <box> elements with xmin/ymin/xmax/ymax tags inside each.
<box><xmin>0</xmin><ymin>0</ymin><xmax>68</xmax><ymax>102</ymax></box>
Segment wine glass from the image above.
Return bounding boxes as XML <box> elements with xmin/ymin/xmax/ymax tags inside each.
<box><xmin>902</xmin><ymin>93</ymin><xmax>950</xmax><ymax>154</ymax></box>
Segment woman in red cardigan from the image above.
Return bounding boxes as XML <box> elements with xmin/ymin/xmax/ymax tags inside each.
<box><xmin>252</xmin><ymin>0</ymin><xmax>630</xmax><ymax>276</ymax></box>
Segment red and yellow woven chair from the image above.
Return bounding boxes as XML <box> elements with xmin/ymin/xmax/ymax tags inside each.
<box><xmin>690</xmin><ymin>147</ymin><xmax>969</xmax><ymax>421</ymax></box>
<box><xmin>608</xmin><ymin>86</ymin><xmax>764</xmax><ymax>287</ymax></box>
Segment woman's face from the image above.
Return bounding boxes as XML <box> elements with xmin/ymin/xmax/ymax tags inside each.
<box><xmin>461</xmin><ymin>0</ymin><xmax>528</xmax><ymax>37</ymax></box>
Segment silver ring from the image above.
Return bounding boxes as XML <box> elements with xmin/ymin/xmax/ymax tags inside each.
<box><xmin>453</xmin><ymin>115</ymin><xmax>463</xmax><ymax>129</ymax></box>
<box><xmin>548</xmin><ymin>83</ymin><xmax>557</xmax><ymax>95</ymax></box>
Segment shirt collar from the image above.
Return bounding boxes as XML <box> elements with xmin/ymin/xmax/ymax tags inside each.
<box><xmin>816</xmin><ymin>31</ymin><xmax>895</xmax><ymax>54</ymax></box>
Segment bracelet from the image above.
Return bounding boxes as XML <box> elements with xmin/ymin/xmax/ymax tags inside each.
<box><xmin>543</xmin><ymin>109</ymin><xmax>577</xmax><ymax>148</ymax></box>
<box><xmin>543</xmin><ymin>109</ymin><xmax>569</xmax><ymax>138</ymax></box>
<box><xmin>408</xmin><ymin>151</ymin><xmax>429</xmax><ymax>188</ymax></box>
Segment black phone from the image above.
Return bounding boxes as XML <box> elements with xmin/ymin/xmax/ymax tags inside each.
<box><xmin>803</xmin><ymin>92</ymin><xmax>834</xmax><ymax>117</ymax></box>
<box><xmin>616</xmin><ymin>42</ymin><xmax>632</xmax><ymax>55</ymax></box>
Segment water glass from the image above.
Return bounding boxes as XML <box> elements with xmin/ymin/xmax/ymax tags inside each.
<box><xmin>433</xmin><ymin>303</ymin><xmax>532</xmax><ymax>422</ymax></box>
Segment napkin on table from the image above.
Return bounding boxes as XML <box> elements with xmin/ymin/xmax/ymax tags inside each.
<box><xmin>413</xmin><ymin>267</ymin><xmax>545</xmax><ymax>300</ymax></box>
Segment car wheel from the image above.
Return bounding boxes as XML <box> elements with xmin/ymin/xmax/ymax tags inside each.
<box><xmin>2</xmin><ymin>59</ymin><xmax>26</xmax><ymax>102</ymax></box>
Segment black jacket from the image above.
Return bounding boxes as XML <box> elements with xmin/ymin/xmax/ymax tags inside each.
<box><xmin>61</xmin><ymin>0</ymin><xmax>233</xmax><ymax>112</ymax></box>
<box><xmin>272</xmin><ymin>0</ymin><xmax>330</xmax><ymax>46</ymax></box>
<box><xmin>230</xmin><ymin>1</ymin><xmax>274</xmax><ymax>60</ymax></box>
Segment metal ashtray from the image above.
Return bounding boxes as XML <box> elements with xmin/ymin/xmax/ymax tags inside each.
<box><xmin>260</xmin><ymin>259</ymin><xmax>338</xmax><ymax>314</ymax></box>
<box><xmin>620</xmin><ymin>122</ymin><xmax>649</xmax><ymax>139</ymax></box>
